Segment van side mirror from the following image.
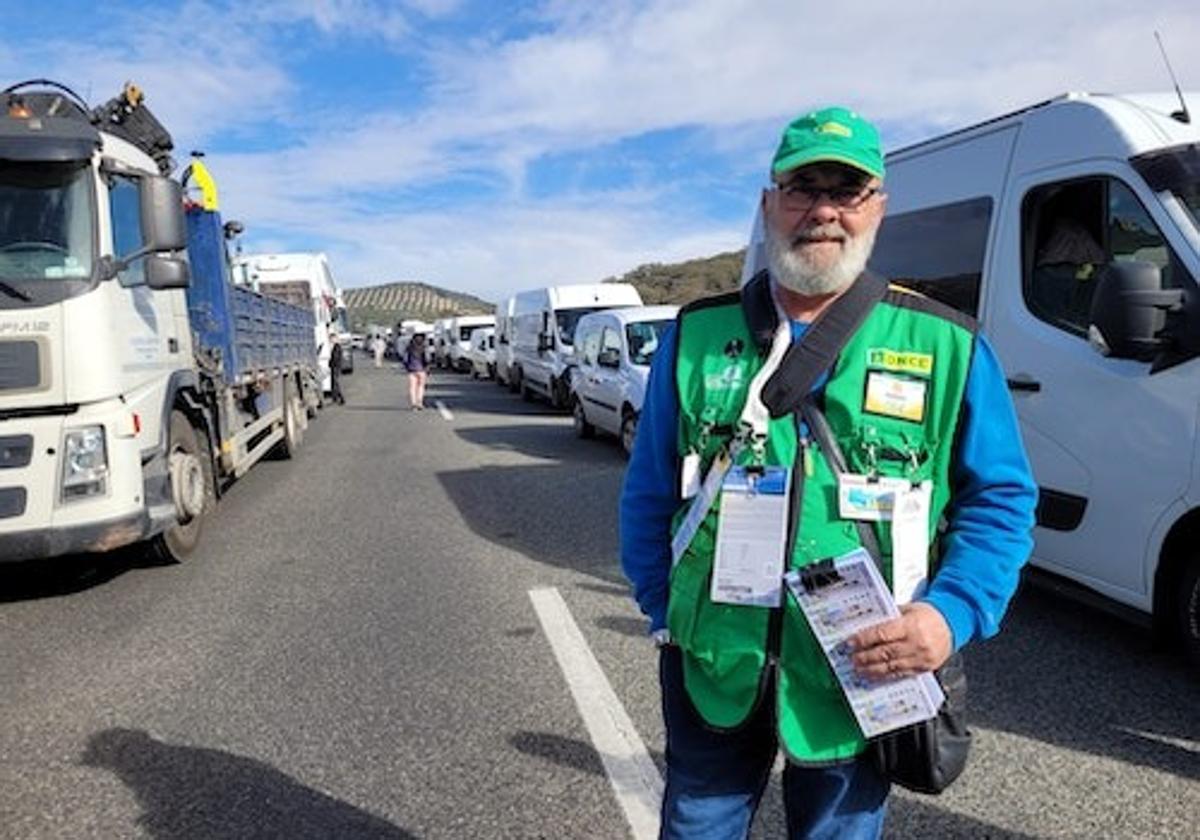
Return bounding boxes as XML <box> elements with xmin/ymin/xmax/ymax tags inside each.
<box><xmin>597</xmin><ymin>348</ymin><xmax>621</xmax><ymax>368</ymax></box>
<box><xmin>1088</xmin><ymin>261</ymin><xmax>1183</xmax><ymax>362</ymax></box>
<box><xmin>139</xmin><ymin>176</ymin><xmax>187</xmax><ymax>252</ymax></box>
<box><xmin>538</xmin><ymin>334</ymin><xmax>555</xmax><ymax>352</ymax></box>
<box><xmin>145</xmin><ymin>254</ymin><xmax>190</xmax><ymax>290</ymax></box>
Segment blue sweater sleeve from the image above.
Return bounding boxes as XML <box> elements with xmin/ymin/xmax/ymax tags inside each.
<box><xmin>619</xmin><ymin>323</ymin><xmax>681</xmax><ymax>632</ymax></box>
<box><xmin>922</xmin><ymin>334</ymin><xmax>1038</xmax><ymax>650</ymax></box>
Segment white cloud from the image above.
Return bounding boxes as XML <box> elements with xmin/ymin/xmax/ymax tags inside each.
<box><xmin>6</xmin><ymin>0</ymin><xmax>1200</xmax><ymax>301</ymax></box>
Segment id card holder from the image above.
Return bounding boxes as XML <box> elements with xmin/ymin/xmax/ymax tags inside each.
<box><xmin>837</xmin><ymin>474</ymin><xmax>911</xmax><ymax>521</ymax></box>
<box><xmin>711</xmin><ymin>466</ymin><xmax>791</xmax><ymax>607</ymax></box>
<box><xmin>890</xmin><ymin>480</ymin><xmax>932</xmax><ymax>604</ymax></box>
<box><xmin>671</xmin><ymin>449</ymin><xmax>732</xmax><ymax>567</ymax></box>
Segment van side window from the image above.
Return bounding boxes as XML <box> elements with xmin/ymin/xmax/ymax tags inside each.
<box><xmin>869</xmin><ymin>196</ymin><xmax>992</xmax><ymax>316</ymax></box>
<box><xmin>581</xmin><ymin>327</ymin><xmax>601</xmax><ymax>366</ymax></box>
<box><xmin>107</xmin><ymin>175</ymin><xmax>145</xmax><ymax>287</ymax></box>
<box><xmin>1023</xmin><ymin>177</ymin><xmax>1177</xmax><ymax>337</ymax></box>
<box><xmin>601</xmin><ymin>327</ymin><xmax>622</xmax><ymax>359</ymax></box>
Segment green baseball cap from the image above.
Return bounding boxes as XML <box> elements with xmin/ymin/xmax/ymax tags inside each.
<box><xmin>771</xmin><ymin>106</ymin><xmax>884</xmax><ymax>180</ymax></box>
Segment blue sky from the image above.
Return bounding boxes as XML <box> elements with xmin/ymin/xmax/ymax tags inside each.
<box><xmin>3</xmin><ymin>0</ymin><xmax>1197</xmax><ymax>301</ymax></box>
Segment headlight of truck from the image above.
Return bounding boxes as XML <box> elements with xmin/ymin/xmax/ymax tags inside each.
<box><xmin>61</xmin><ymin>425</ymin><xmax>108</xmax><ymax>501</ymax></box>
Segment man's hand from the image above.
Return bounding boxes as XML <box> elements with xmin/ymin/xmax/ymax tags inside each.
<box><xmin>848</xmin><ymin>602</ymin><xmax>953</xmax><ymax>681</ymax></box>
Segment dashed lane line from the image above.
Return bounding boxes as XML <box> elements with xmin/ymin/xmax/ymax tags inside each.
<box><xmin>435</xmin><ymin>400</ymin><xmax>454</xmax><ymax>421</ymax></box>
<box><xmin>529</xmin><ymin>587</ymin><xmax>663</xmax><ymax>840</ymax></box>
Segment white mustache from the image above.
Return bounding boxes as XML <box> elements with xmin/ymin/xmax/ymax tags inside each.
<box><xmin>793</xmin><ymin>224</ymin><xmax>846</xmax><ymax>244</ymax></box>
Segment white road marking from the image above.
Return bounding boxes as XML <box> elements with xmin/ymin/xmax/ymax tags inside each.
<box><xmin>435</xmin><ymin>400</ymin><xmax>454</xmax><ymax>421</ymax></box>
<box><xmin>529</xmin><ymin>587</ymin><xmax>663</xmax><ymax>840</ymax></box>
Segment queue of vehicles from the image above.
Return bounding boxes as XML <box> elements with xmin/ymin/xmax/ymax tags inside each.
<box><xmin>0</xmin><ymin>80</ymin><xmax>348</xmax><ymax>565</ymax></box>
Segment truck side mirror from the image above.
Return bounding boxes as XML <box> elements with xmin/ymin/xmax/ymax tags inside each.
<box><xmin>144</xmin><ymin>254</ymin><xmax>191</xmax><ymax>290</ymax></box>
<box><xmin>139</xmin><ymin>176</ymin><xmax>187</xmax><ymax>251</ymax></box>
<box><xmin>1087</xmin><ymin>261</ymin><xmax>1183</xmax><ymax>361</ymax></box>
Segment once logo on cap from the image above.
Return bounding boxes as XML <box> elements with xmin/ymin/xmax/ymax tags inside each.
<box><xmin>816</xmin><ymin>121</ymin><xmax>852</xmax><ymax>138</ymax></box>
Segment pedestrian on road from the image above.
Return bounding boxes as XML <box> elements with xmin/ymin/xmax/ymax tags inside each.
<box><xmin>373</xmin><ymin>333</ymin><xmax>385</xmax><ymax>368</ymax></box>
<box><xmin>620</xmin><ymin>106</ymin><xmax>1038</xmax><ymax>839</ymax></box>
<box><xmin>404</xmin><ymin>333</ymin><xmax>429</xmax><ymax>410</ymax></box>
<box><xmin>328</xmin><ymin>332</ymin><xmax>346</xmax><ymax>405</ymax></box>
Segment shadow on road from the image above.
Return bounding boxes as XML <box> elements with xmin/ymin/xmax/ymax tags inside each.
<box><xmin>509</xmin><ymin>731</ymin><xmax>606</xmax><ymax>777</ymax></box>
<box><xmin>455</xmin><ymin>423</ymin><xmax>625</xmax><ymax>464</ymax></box>
<box><xmin>0</xmin><ymin>546</ymin><xmax>155</xmax><ymax>604</ymax></box>
<box><xmin>81</xmin><ymin>728</ymin><xmax>416</xmax><ymax>839</ymax></box>
<box><xmin>967</xmin><ymin>582</ymin><xmax>1199</xmax><ymax>781</ymax></box>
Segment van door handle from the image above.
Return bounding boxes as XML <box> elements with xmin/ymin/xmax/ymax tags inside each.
<box><xmin>1007</xmin><ymin>377</ymin><xmax>1041</xmax><ymax>393</ymax></box>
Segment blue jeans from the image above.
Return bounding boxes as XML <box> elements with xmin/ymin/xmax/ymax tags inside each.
<box><xmin>659</xmin><ymin>646</ymin><xmax>889</xmax><ymax>840</ymax></box>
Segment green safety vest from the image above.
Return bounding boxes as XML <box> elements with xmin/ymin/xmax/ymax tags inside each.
<box><xmin>668</xmin><ymin>272</ymin><xmax>977</xmax><ymax>764</ymax></box>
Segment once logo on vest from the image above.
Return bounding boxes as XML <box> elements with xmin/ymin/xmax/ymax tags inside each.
<box><xmin>704</xmin><ymin>366</ymin><xmax>747</xmax><ymax>391</ymax></box>
<box><xmin>866</xmin><ymin>348</ymin><xmax>933</xmax><ymax>377</ymax></box>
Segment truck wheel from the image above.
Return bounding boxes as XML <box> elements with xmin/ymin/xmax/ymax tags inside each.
<box><xmin>150</xmin><ymin>411</ymin><xmax>213</xmax><ymax>563</ymax></box>
<box><xmin>573</xmin><ymin>398</ymin><xmax>595</xmax><ymax>439</ymax></box>
<box><xmin>620</xmin><ymin>410</ymin><xmax>639</xmax><ymax>458</ymax></box>
<box><xmin>275</xmin><ymin>381</ymin><xmax>304</xmax><ymax>459</ymax></box>
<box><xmin>1179</xmin><ymin>561</ymin><xmax>1200</xmax><ymax>668</ymax></box>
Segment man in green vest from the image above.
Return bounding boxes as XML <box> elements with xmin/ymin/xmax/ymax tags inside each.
<box><xmin>620</xmin><ymin>107</ymin><xmax>1037</xmax><ymax>838</ymax></box>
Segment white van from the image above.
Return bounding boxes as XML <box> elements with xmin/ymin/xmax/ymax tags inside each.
<box><xmin>432</xmin><ymin>317</ymin><xmax>454</xmax><ymax>369</ymax></box>
<box><xmin>571</xmin><ymin>305</ymin><xmax>679</xmax><ymax>455</ymax></box>
<box><xmin>494</xmin><ymin>296</ymin><xmax>517</xmax><ymax>388</ymax></box>
<box><xmin>745</xmin><ymin>92</ymin><xmax>1200</xmax><ymax>661</ymax></box>
<box><xmin>448</xmin><ymin>315</ymin><xmax>496</xmax><ymax>372</ymax></box>
<box><xmin>510</xmin><ymin>283</ymin><xmax>644</xmax><ymax>408</ymax></box>
<box><xmin>468</xmin><ymin>326</ymin><xmax>496</xmax><ymax>379</ymax></box>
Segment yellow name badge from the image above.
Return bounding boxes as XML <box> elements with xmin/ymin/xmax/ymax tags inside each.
<box><xmin>864</xmin><ymin>371</ymin><xmax>927</xmax><ymax>422</ymax></box>
<box><xmin>866</xmin><ymin>348</ymin><xmax>933</xmax><ymax>377</ymax></box>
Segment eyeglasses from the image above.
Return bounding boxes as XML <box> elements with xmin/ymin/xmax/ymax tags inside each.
<box><xmin>773</xmin><ymin>181</ymin><xmax>881</xmax><ymax>212</ymax></box>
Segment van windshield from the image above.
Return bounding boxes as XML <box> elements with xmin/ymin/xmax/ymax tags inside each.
<box><xmin>626</xmin><ymin>319</ymin><xmax>673</xmax><ymax>366</ymax></box>
<box><xmin>0</xmin><ymin>160</ymin><xmax>94</xmax><ymax>293</ymax></box>
<box><xmin>555</xmin><ymin>306</ymin><xmax>602</xmax><ymax>346</ymax></box>
<box><xmin>1133</xmin><ymin>144</ymin><xmax>1200</xmax><ymax>236</ymax></box>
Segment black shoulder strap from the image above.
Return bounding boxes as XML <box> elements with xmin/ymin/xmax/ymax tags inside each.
<box><xmin>760</xmin><ymin>271</ymin><xmax>888</xmax><ymax>419</ymax></box>
<box><xmin>799</xmin><ymin>400</ymin><xmax>884</xmax><ymax>567</ymax></box>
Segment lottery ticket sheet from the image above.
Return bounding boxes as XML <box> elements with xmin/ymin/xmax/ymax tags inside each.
<box><xmin>783</xmin><ymin>548</ymin><xmax>945</xmax><ymax>738</ymax></box>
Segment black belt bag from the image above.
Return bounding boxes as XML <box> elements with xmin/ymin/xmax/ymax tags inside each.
<box><xmin>869</xmin><ymin>650</ymin><xmax>971</xmax><ymax>794</ymax></box>
<box><xmin>798</xmin><ymin>401</ymin><xmax>972</xmax><ymax>795</ymax></box>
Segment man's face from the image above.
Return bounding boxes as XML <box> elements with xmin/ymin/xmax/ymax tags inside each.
<box><xmin>762</xmin><ymin>163</ymin><xmax>886</xmax><ymax>295</ymax></box>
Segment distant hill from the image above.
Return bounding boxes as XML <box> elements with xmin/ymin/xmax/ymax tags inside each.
<box><xmin>605</xmin><ymin>249</ymin><xmax>748</xmax><ymax>305</ymax></box>
<box><xmin>344</xmin><ymin>282</ymin><xmax>492</xmax><ymax>329</ymax></box>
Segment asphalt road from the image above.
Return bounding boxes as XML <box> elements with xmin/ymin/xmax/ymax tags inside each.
<box><xmin>1</xmin><ymin>362</ymin><xmax>1197</xmax><ymax>839</ymax></box>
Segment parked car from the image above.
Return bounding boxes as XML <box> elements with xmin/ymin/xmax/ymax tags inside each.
<box><xmin>571</xmin><ymin>305</ymin><xmax>678</xmax><ymax>455</ymax></box>
<box><xmin>468</xmin><ymin>327</ymin><xmax>496</xmax><ymax>379</ymax></box>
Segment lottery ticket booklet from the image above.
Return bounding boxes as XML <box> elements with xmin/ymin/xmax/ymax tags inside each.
<box><xmin>783</xmin><ymin>547</ymin><xmax>946</xmax><ymax>738</ymax></box>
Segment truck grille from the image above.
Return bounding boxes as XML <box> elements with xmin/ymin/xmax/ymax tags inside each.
<box><xmin>0</xmin><ymin>341</ymin><xmax>40</xmax><ymax>391</ymax></box>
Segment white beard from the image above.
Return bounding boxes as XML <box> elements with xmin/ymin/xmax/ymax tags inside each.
<box><xmin>767</xmin><ymin>223</ymin><xmax>877</xmax><ymax>296</ymax></box>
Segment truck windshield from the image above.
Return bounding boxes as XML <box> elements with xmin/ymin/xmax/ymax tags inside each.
<box><xmin>0</xmin><ymin>161</ymin><xmax>94</xmax><ymax>289</ymax></box>
<box><xmin>555</xmin><ymin>306</ymin><xmax>602</xmax><ymax>346</ymax></box>
<box><xmin>1132</xmin><ymin>144</ymin><xmax>1200</xmax><ymax>237</ymax></box>
<box><xmin>626</xmin><ymin>319</ymin><xmax>673</xmax><ymax>366</ymax></box>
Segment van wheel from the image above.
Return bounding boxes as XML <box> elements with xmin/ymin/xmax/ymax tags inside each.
<box><xmin>509</xmin><ymin>369</ymin><xmax>522</xmax><ymax>394</ymax></box>
<box><xmin>1178</xmin><ymin>561</ymin><xmax>1200</xmax><ymax>668</ymax></box>
<box><xmin>620</xmin><ymin>410</ymin><xmax>638</xmax><ymax>458</ymax></box>
<box><xmin>149</xmin><ymin>411</ymin><xmax>213</xmax><ymax>563</ymax></box>
<box><xmin>521</xmin><ymin>379</ymin><xmax>534</xmax><ymax>402</ymax></box>
<box><xmin>573</xmin><ymin>399</ymin><xmax>595</xmax><ymax>439</ymax></box>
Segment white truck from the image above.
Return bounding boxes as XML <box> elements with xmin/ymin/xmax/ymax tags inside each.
<box><xmin>234</xmin><ymin>251</ymin><xmax>350</xmax><ymax>388</ymax></box>
<box><xmin>0</xmin><ymin>81</ymin><xmax>320</xmax><ymax>564</ymax></box>
<box><xmin>744</xmin><ymin>91</ymin><xmax>1200</xmax><ymax>664</ymax></box>
<box><xmin>510</xmin><ymin>283</ymin><xmax>643</xmax><ymax>408</ymax></box>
